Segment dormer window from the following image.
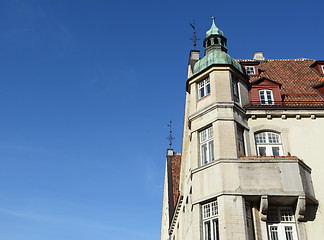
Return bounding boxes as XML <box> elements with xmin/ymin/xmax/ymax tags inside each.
<box><xmin>321</xmin><ymin>65</ymin><xmax>324</xmax><ymax>74</ymax></box>
<box><xmin>259</xmin><ymin>89</ymin><xmax>274</xmax><ymax>105</ymax></box>
<box><xmin>198</xmin><ymin>78</ymin><xmax>211</xmax><ymax>99</ymax></box>
<box><xmin>245</xmin><ymin>66</ymin><xmax>255</xmax><ymax>75</ymax></box>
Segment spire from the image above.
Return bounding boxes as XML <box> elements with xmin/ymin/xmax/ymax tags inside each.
<box><xmin>206</xmin><ymin>17</ymin><xmax>223</xmax><ymax>37</ymax></box>
<box><xmin>203</xmin><ymin>17</ymin><xmax>227</xmax><ymax>54</ymax></box>
<box><xmin>192</xmin><ymin>17</ymin><xmax>243</xmax><ymax>75</ymax></box>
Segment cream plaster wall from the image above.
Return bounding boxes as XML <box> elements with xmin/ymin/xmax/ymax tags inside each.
<box><xmin>248</xmin><ymin>116</ymin><xmax>324</xmax><ymax>239</ymax></box>
<box><xmin>160</xmin><ymin>160</ymin><xmax>170</xmax><ymax>240</ymax></box>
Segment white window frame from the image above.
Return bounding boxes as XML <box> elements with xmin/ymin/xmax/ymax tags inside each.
<box><xmin>267</xmin><ymin>207</ymin><xmax>298</xmax><ymax>240</ymax></box>
<box><xmin>232</xmin><ymin>77</ymin><xmax>240</xmax><ymax>103</ymax></box>
<box><xmin>198</xmin><ymin>78</ymin><xmax>211</xmax><ymax>99</ymax></box>
<box><xmin>202</xmin><ymin>200</ymin><xmax>219</xmax><ymax>240</ymax></box>
<box><xmin>255</xmin><ymin>132</ymin><xmax>283</xmax><ymax>156</ymax></box>
<box><xmin>245</xmin><ymin>66</ymin><xmax>255</xmax><ymax>75</ymax></box>
<box><xmin>259</xmin><ymin>89</ymin><xmax>274</xmax><ymax>105</ymax></box>
<box><xmin>200</xmin><ymin>127</ymin><xmax>214</xmax><ymax>165</ymax></box>
<box><xmin>321</xmin><ymin>65</ymin><xmax>324</xmax><ymax>74</ymax></box>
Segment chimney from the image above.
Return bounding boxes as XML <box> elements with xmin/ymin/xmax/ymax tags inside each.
<box><xmin>253</xmin><ymin>51</ymin><xmax>265</xmax><ymax>61</ymax></box>
<box><xmin>189</xmin><ymin>50</ymin><xmax>200</xmax><ymax>62</ymax></box>
<box><xmin>188</xmin><ymin>50</ymin><xmax>200</xmax><ymax>78</ymax></box>
<box><xmin>167</xmin><ymin>149</ymin><xmax>174</xmax><ymax>156</ymax></box>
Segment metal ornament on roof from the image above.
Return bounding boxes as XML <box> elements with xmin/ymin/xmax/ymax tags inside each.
<box><xmin>189</xmin><ymin>20</ymin><xmax>200</xmax><ymax>50</ymax></box>
<box><xmin>167</xmin><ymin>120</ymin><xmax>175</xmax><ymax>149</ymax></box>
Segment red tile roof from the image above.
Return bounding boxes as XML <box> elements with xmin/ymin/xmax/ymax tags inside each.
<box><xmin>239</xmin><ymin>59</ymin><xmax>324</xmax><ymax>102</ymax></box>
<box><xmin>170</xmin><ymin>154</ymin><xmax>181</xmax><ymax>209</ymax></box>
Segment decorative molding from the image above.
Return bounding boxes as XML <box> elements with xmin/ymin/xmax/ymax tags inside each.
<box><xmin>296</xmin><ymin>195</ymin><xmax>306</xmax><ymax>221</ymax></box>
<box><xmin>260</xmin><ymin>195</ymin><xmax>268</xmax><ymax>221</ymax></box>
<box><xmin>246</xmin><ymin>109</ymin><xmax>324</xmax><ymax>118</ymax></box>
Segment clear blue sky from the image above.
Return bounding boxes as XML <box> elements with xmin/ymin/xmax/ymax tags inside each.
<box><xmin>0</xmin><ymin>0</ymin><xmax>323</xmax><ymax>239</ymax></box>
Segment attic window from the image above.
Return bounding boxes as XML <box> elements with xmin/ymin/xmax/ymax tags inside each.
<box><xmin>245</xmin><ymin>66</ymin><xmax>255</xmax><ymax>75</ymax></box>
<box><xmin>321</xmin><ymin>65</ymin><xmax>324</xmax><ymax>74</ymax></box>
<box><xmin>259</xmin><ymin>90</ymin><xmax>274</xmax><ymax>105</ymax></box>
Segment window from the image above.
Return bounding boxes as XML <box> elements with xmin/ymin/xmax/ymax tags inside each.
<box><xmin>259</xmin><ymin>90</ymin><xmax>274</xmax><ymax>105</ymax></box>
<box><xmin>200</xmin><ymin>127</ymin><xmax>214</xmax><ymax>165</ymax></box>
<box><xmin>245</xmin><ymin>202</ymin><xmax>255</xmax><ymax>240</ymax></box>
<box><xmin>267</xmin><ymin>207</ymin><xmax>298</xmax><ymax>240</ymax></box>
<box><xmin>255</xmin><ymin>132</ymin><xmax>283</xmax><ymax>156</ymax></box>
<box><xmin>245</xmin><ymin>66</ymin><xmax>255</xmax><ymax>75</ymax></box>
<box><xmin>198</xmin><ymin>78</ymin><xmax>211</xmax><ymax>99</ymax></box>
<box><xmin>321</xmin><ymin>65</ymin><xmax>324</xmax><ymax>74</ymax></box>
<box><xmin>232</xmin><ymin>77</ymin><xmax>239</xmax><ymax>103</ymax></box>
<box><xmin>202</xmin><ymin>200</ymin><xmax>219</xmax><ymax>240</ymax></box>
<box><xmin>237</xmin><ymin>127</ymin><xmax>245</xmax><ymax>157</ymax></box>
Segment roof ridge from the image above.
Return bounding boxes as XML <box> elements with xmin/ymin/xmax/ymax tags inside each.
<box><xmin>237</xmin><ymin>58</ymin><xmax>314</xmax><ymax>62</ymax></box>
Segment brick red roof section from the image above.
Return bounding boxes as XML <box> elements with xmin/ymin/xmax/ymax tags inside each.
<box><xmin>170</xmin><ymin>154</ymin><xmax>181</xmax><ymax>209</ymax></box>
<box><xmin>239</xmin><ymin>59</ymin><xmax>324</xmax><ymax>102</ymax></box>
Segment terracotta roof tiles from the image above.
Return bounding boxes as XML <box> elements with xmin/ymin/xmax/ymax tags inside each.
<box><xmin>239</xmin><ymin>59</ymin><xmax>324</xmax><ymax>102</ymax></box>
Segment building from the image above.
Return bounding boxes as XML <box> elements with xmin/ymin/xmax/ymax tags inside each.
<box><xmin>160</xmin><ymin>18</ymin><xmax>324</xmax><ymax>240</ymax></box>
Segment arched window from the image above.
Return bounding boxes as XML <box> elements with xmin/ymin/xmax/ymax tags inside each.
<box><xmin>255</xmin><ymin>132</ymin><xmax>283</xmax><ymax>156</ymax></box>
<box><xmin>259</xmin><ymin>89</ymin><xmax>274</xmax><ymax>105</ymax></box>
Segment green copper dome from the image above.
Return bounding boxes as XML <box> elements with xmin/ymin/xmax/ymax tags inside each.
<box><xmin>193</xmin><ymin>51</ymin><xmax>242</xmax><ymax>74</ymax></box>
<box><xmin>193</xmin><ymin>18</ymin><xmax>242</xmax><ymax>75</ymax></box>
<box><xmin>206</xmin><ymin>17</ymin><xmax>223</xmax><ymax>37</ymax></box>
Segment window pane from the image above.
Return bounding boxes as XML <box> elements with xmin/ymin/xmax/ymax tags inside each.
<box><xmin>267</xmin><ymin>93</ymin><xmax>273</xmax><ymax>104</ymax></box>
<box><xmin>206</xmin><ymin>82</ymin><xmax>211</xmax><ymax>95</ymax></box>
<box><xmin>207</xmin><ymin>127</ymin><xmax>213</xmax><ymax>139</ymax></box>
<box><xmin>272</xmin><ymin>147</ymin><xmax>280</xmax><ymax>156</ymax></box>
<box><xmin>246</xmin><ymin>66</ymin><xmax>255</xmax><ymax>74</ymax></box>
<box><xmin>203</xmin><ymin>204</ymin><xmax>211</xmax><ymax>219</ymax></box>
<box><xmin>201</xmin><ymin>127</ymin><xmax>214</xmax><ymax>165</ymax></box>
<box><xmin>200</xmin><ymin>130</ymin><xmax>207</xmax><ymax>143</ymax></box>
<box><xmin>201</xmin><ymin>143</ymin><xmax>208</xmax><ymax>164</ymax></box>
<box><xmin>280</xmin><ymin>208</ymin><xmax>294</xmax><ymax>222</ymax></box>
<box><xmin>269</xmin><ymin>226</ymin><xmax>279</xmax><ymax>240</ymax></box>
<box><xmin>259</xmin><ymin>91</ymin><xmax>266</xmax><ymax>104</ymax></box>
<box><xmin>255</xmin><ymin>132</ymin><xmax>266</xmax><ymax>144</ymax></box>
<box><xmin>258</xmin><ymin>147</ymin><xmax>266</xmax><ymax>156</ymax></box>
<box><xmin>208</xmin><ymin>141</ymin><xmax>214</xmax><ymax>162</ymax></box>
<box><xmin>211</xmin><ymin>201</ymin><xmax>218</xmax><ymax>217</ymax></box>
<box><xmin>213</xmin><ymin>219</ymin><xmax>219</xmax><ymax>240</ymax></box>
<box><xmin>285</xmin><ymin>226</ymin><xmax>294</xmax><ymax>240</ymax></box>
<box><xmin>200</xmin><ymin>88</ymin><xmax>205</xmax><ymax>99</ymax></box>
<box><xmin>204</xmin><ymin>221</ymin><xmax>211</xmax><ymax>240</ymax></box>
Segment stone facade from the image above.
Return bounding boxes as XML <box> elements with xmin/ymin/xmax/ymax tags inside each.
<box><xmin>161</xmin><ymin>20</ymin><xmax>324</xmax><ymax>240</ymax></box>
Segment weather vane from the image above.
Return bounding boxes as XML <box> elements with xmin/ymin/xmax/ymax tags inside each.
<box><xmin>167</xmin><ymin>120</ymin><xmax>175</xmax><ymax>149</ymax></box>
<box><xmin>189</xmin><ymin>20</ymin><xmax>200</xmax><ymax>49</ymax></box>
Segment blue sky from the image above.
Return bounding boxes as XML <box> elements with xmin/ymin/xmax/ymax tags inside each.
<box><xmin>0</xmin><ymin>0</ymin><xmax>323</xmax><ymax>239</ymax></box>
